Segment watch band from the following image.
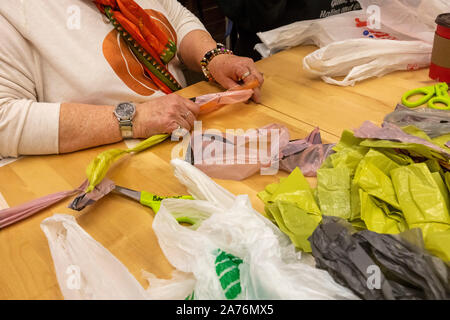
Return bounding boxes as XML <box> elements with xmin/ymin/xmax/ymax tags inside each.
<box><xmin>118</xmin><ymin>119</ymin><xmax>133</xmax><ymax>139</ymax></box>
<box><xmin>114</xmin><ymin>102</ymin><xmax>136</xmax><ymax>139</ymax></box>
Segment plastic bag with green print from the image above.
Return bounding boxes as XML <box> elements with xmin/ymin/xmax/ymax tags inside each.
<box><xmin>151</xmin><ymin>159</ymin><xmax>357</xmax><ymax>300</ymax></box>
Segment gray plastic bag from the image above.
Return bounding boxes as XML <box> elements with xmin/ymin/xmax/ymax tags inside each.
<box><xmin>309</xmin><ymin>216</ymin><xmax>450</xmax><ymax>300</ymax></box>
<box><xmin>384</xmin><ymin>104</ymin><xmax>450</xmax><ymax>138</ymax></box>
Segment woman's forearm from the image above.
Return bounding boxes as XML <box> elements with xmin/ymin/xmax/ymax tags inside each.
<box><xmin>59</xmin><ymin>103</ymin><xmax>122</xmax><ymax>153</ymax></box>
<box><xmin>178</xmin><ymin>30</ymin><xmax>217</xmax><ymax>72</ymax></box>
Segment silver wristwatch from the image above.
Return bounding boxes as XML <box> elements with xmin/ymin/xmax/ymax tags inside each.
<box><xmin>114</xmin><ymin>102</ymin><xmax>136</xmax><ymax>139</ymax></box>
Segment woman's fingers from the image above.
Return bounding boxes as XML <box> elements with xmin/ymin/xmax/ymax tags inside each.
<box><xmin>181</xmin><ymin>96</ymin><xmax>200</xmax><ymax>117</ymax></box>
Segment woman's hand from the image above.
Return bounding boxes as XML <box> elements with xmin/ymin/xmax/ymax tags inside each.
<box><xmin>133</xmin><ymin>93</ymin><xmax>199</xmax><ymax>138</ymax></box>
<box><xmin>207</xmin><ymin>54</ymin><xmax>264</xmax><ymax>103</ymax></box>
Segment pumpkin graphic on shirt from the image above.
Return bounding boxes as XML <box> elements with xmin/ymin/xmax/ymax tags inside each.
<box><xmin>102</xmin><ymin>9</ymin><xmax>177</xmax><ymax>96</ymax></box>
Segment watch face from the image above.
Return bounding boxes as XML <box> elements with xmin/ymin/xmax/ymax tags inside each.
<box><xmin>115</xmin><ymin>102</ymin><xmax>135</xmax><ymax>119</ymax></box>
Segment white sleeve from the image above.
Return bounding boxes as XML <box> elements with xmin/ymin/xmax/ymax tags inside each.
<box><xmin>0</xmin><ymin>13</ymin><xmax>60</xmax><ymax>158</ymax></box>
<box><xmin>158</xmin><ymin>0</ymin><xmax>209</xmax><ymax>44</ymax></box>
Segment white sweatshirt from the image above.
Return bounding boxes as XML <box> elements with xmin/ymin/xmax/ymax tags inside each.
<box><xmin>0</xmin><ymin>0</ymin><xmax>207</xmax><ymax>158</ymax></box>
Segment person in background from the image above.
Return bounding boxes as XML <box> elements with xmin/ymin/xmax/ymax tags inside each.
<box><xmin>0</xmin><ymin>0</ymin><xmax>263</xmax><ymax>158</ymax></box>
<box><xmin>216</xmin><ymin>0</ymin><xmax>362</xmax><ymax>61</ymax></box>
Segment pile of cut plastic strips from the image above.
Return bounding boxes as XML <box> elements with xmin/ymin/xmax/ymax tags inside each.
<box><xmin>258</xmin><ymin>120</ymin><xmax>450</xmax><ymax>299</ymax></box>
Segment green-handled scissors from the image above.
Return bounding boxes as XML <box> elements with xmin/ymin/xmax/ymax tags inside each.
<box><xmin>401</xmin><ymin>82</ymin><xmax>450</xmax><ymax>110</ymax></box>
<box><xmin>114</xmin><ymin>185</ymin><xmax>197</xmax><ymax>225</ymax></box>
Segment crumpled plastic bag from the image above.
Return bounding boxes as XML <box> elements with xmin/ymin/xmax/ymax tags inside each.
<box><xmin>258</xmin><ymin>167</ymin><xmax>322</xmax><ymax>252</ymax></box>
<box><xmin>151</xmin><ymin>159</ymin><xmax>357</xmax><ymax>299</ymax></box>
<box><xmin>384</xmin><ymin>104</ymin><xmax>450</xmax><ymax>139</ymax></box>
<box><xmin>40</xmin><ymin>214</ymin><xmax>196</xmax><ymax>300</ymax></box>
<box><xmin>279</xmin><ymin>128</ymin><xmax>336</xmax><ymax>176</ymax></box>
<box><xmin>309</xmin><ymin>216</ymin><xmax>450</xmax><ymax>300</ymax></box>
<box><xmin>303</xmin><ymin>39</ymin><xmax>432</xmax><ymax>86</ymax></box>
<box><xmin>391</xmin><ymin>163</ymin><xmax>450</xmax><ymax>236</ymax></box>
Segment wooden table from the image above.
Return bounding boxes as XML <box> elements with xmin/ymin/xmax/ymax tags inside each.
<box><xmin>0</xmin><ymin>45</ymin><xmax>430</xmax><ymax>299</ymax></box>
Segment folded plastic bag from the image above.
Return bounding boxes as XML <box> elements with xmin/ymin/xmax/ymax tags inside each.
<box><xmin>258</xmin><ymin>167</ymin><xmax>323</xmax><ymax>252</ymax></box>
<box><xmin>353</xmin><ymin>160</ymin><xmax>400</xmax><ymax>209</ymax></box>
<box><xmin>359</xmin><ymin>189</ymin><xmax>407</xmax><ymax>234</ymax></box>
<box><xmin>279</xmin><ymin>128</ymin><xmax>336</xmax><ymax>177</ymax></box>
<box><xmin>152</xmin><ymin>159</ymin><xmax>357</xmax><ymax>299</ymax></box>
<box><xmin>303</xmin><ymin>39</ymin><xmax>432</xmax><ymax>86</ymax></box>
<box><xmin>309</xmin><ymin>216</ymin><xmax>450</xmax><ymax>300</ymax></box>
<box><xmin>384</xmin><ymin>104</ymin><xmax>450</xmax><ymax>139</ymax></box>
<box><xmin>187</xmin><ymin>123</ymin><xmax>290</xmax><ymax>180</ymax></box>
<box><xmin>391</xmin><ymin>163</ymin><xmax>450</xmax><ymax>234</ymax></box>
<box><xmin>354</xmin><ymin>121</ymin><xmax>450</xmax><ymax>160</ymax></box>
<box><xmin>317</xmin><ymin>167</ymin><xmax>352</xmax><ymax>220</ymax></box>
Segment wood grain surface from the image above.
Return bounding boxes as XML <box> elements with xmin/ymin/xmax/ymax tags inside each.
<box><xmin>0</xmin><ymin>45</ymin><xmax>430</xmax><ymax>299</ymax></box>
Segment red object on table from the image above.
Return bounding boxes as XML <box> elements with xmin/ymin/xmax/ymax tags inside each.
<box><xmin>430</xmin><ymin>13</ymin><xmax>450</xmax><ymax>83</ymax></box>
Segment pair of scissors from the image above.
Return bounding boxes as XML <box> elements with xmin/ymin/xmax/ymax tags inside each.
<box><xmin>113</xmin><ymin>185</ymin><xmax>197</xmax><ymax>225</ymax></box>
<box><xmin>401</xmin><ymin>82</ymin><xmax>450</xmax><ymax>110</ymax></box>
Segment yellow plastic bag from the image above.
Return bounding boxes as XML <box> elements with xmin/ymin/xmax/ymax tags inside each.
<box><xmin>86</xmin><ymin>134</ymin><xmax>169</xmax><ymax>192</ymax></box>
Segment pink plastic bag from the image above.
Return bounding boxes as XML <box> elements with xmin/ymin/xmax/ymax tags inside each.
<box><xmin>189</xmin><ymin>124</ymin><xmax>290</xmax><ymax>180</ymax></box>
<box><xmin>279</xmin><ymin>128</ymin><xmax>335</xmax><ymax>176</ymax></box>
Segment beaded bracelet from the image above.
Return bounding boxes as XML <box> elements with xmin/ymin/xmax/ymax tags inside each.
<box><xmin>200</xmin><ymin>43</ymin><xmax>233</xmax><ymax>82</ymax></box>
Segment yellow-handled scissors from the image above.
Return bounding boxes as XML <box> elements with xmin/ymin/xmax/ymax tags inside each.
<box><xmin>401</xmin><ymin>82</ymin><xmax>450</xmax><ymax>110</ymax></box>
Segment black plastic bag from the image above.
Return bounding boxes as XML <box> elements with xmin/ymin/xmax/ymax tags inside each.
<box><xmin>309</xmin><ymin>216</ymin><xmax>450</xmax><ymax>300</ymax></box>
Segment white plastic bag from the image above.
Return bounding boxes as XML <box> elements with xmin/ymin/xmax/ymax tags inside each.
<box><xmin>256</xmin><ymin>0</ymin><xmax>449</xmax><ymax>86</ymax></box>
<box><xmin>40</xmin><ymin>214</ymin><xmax>149</xmax><ymax>300</ymax></box>
<box><xmin>303</xmin><ymin>39</ymin><xmax>432</xmax><ymax>86</ymax></box>
<box><xmin>41</xmin><ymin>213</ymin><xmax>196</xmax><ymax>300</ymax></box>
<box><xmin>152</xmin><ymin>159</ymin><xmax>358</xmax><ymax>300</ymax></box>
<box><xmin>358</xmin><ymin>0</ymin><xmax>449</xmax><ymax>43</ymax></box>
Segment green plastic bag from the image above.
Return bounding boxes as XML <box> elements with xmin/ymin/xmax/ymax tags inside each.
<box><xmin>317</xmin><ymin>167</ymin><xmax>351</xmax><ymax>220</ymax></box>
<box><xmin>86</xmin><ymin>134</ymin><xmax>169</xmax><ymax>192</ymax></box>
<box><xmin>269</xmin><ymin>167</ymin><xmax>321</xmax><ymax>216</ymax></box>
<box><xmin>425</xmin><ymin>229</ymin><xmax>450</xmax><ymax>263</ymax></box>
<box><xmin>268</xmin><ymin>202</ymin><xmax>321</xmax><ymax>252</ymax></box>
<box><xmin>354</xmin><ymin>160</ymin><xmax>400</xmax><ymax>209</ymax></box>
<box><xmin>391</xmin><ymin>163</ymin><xmax>450</xmax><ymax>234</ymax></box>
<box><xmin>360</xmin><ymin>139</ymin><xmax>447</xmax><ymax>162</ymax></box>
<box><xmin>359</xmin><ymin>189</ymin><xmax>406</xmax><ymax>234</ymax></box>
